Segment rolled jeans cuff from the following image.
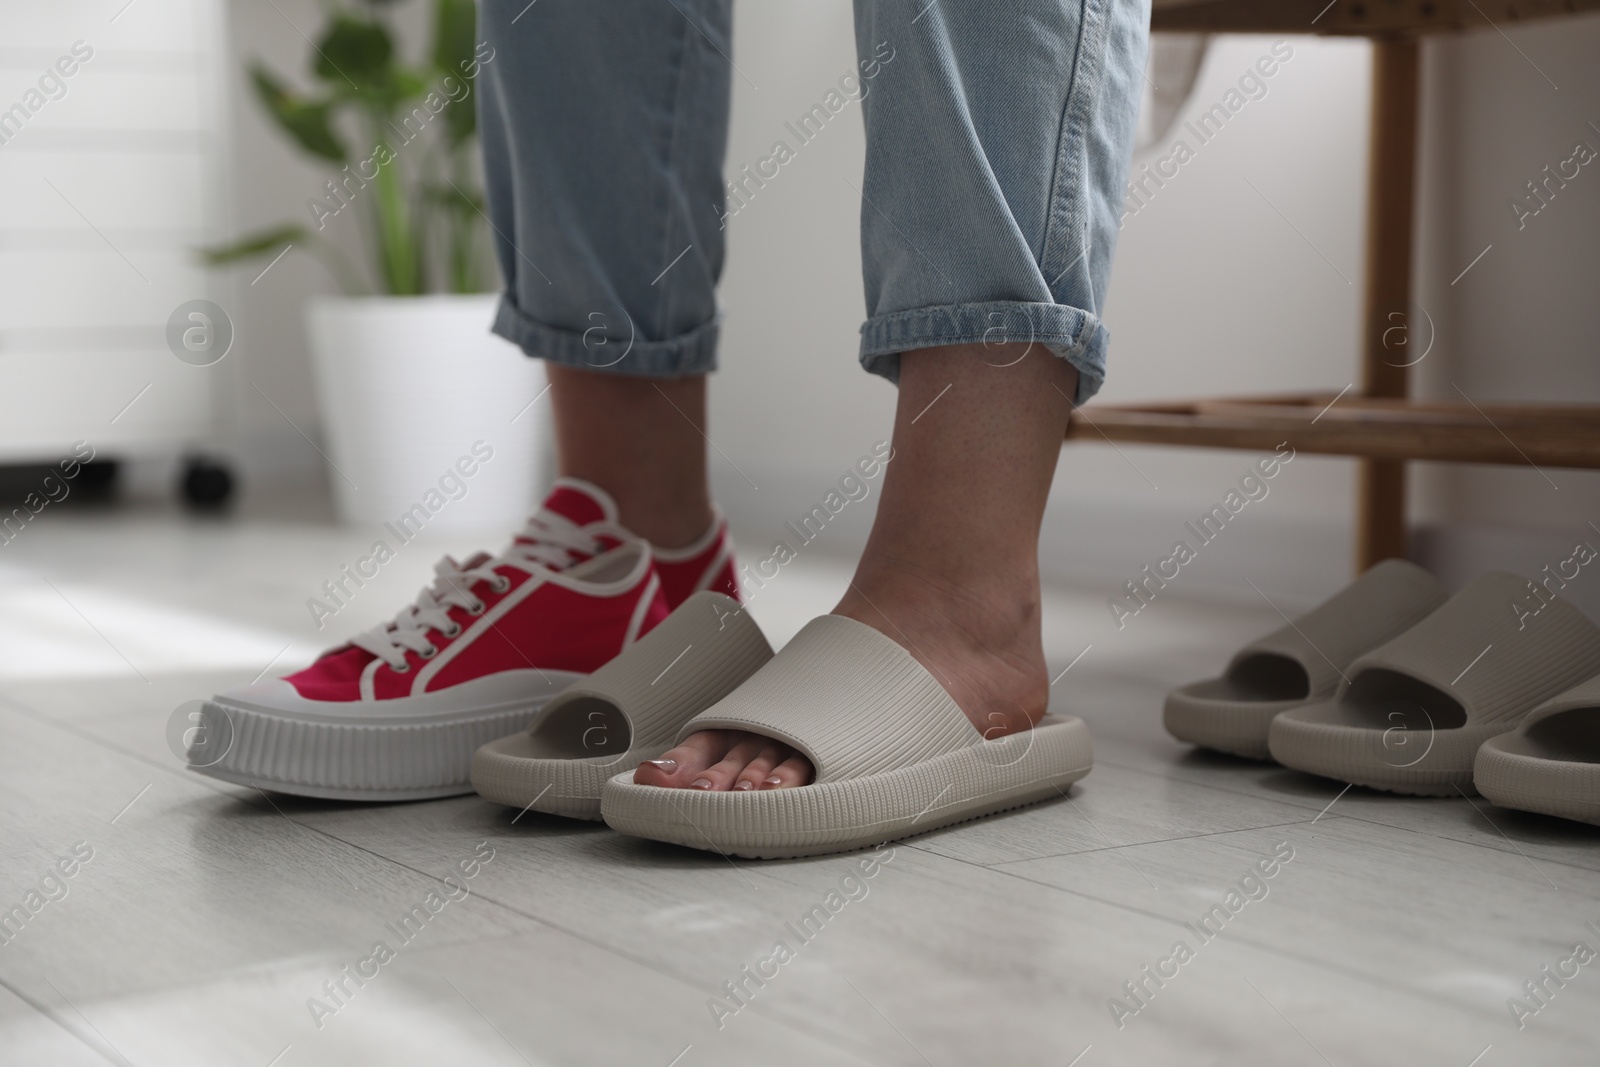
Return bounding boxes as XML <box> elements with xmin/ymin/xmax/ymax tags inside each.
<box><xmin>492</xmin><ymin>291</ymin><xmax>722</xmax><ymax>379</ymax></box>
<box><xmin>858</xmin><ymin>300</ymin><xmax>1109</xmax><ymax>405</ymax></box>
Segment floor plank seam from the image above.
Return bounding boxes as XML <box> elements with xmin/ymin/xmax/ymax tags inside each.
<box><xmin>0</xmin><ymin>969</ymin><xmax>128</xmax><ymax>1067</ymax></box>
<box><xmin>970</xmin><ymin>815</ymin><xmax>1348</xmax><ymax>867</ymax></box>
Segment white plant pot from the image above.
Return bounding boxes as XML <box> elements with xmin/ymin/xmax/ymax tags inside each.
<box><xmin>305</xmin><ymin>294</ymin><xmax>548</xmax><ymax>533</ymax></box>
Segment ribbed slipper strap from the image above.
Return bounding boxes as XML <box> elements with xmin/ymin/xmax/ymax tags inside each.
<box><xmin>1515</xmin><ymin>671</ymin><xmax>1600</xmax><ymax>735</ymax></box>
<box><xmin>538</xmin><ymin>591</ymin><xmax>773</xmax><ymax>755</ymax></box>
<box><xmin>1228</xmin><ymin>558</ymin><xmax>1447</xmax><ymax>696</ymax></box>
<box><xmin>677</xmin><ymin>614</ymin><xmax>979</xmax><ymax>783</ymax></box>
<box><xmin>1346</xmin><ymin>572</ymin><xmax>1600</xmax><ymax>727</ymax></box>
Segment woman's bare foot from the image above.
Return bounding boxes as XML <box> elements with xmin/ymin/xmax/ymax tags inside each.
<box><xmin>634</xmin><ymin>339</ymin><xmax>1075</xmax><ymax>791</ymax></box>
<box><xmin>632</xmin><ymin>565</ymin><xmax>1048</xmax><ymax>789</ymax></box>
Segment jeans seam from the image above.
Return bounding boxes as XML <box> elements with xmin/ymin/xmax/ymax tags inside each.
<box><xmin>648</xmin><ymin>9</ymin><xmax>694</xmax><ymax>338</ymax></box>
<box><xmin>1039</xmin><ymin>0</ymin><xmax>1113</xmax><ymax>294</ymax></box>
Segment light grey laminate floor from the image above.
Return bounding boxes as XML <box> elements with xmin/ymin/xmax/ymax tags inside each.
<box><xmin>2</xmin><ymin>501</ymin><xmax>1597</xmax><ymax>1066</ymax></box>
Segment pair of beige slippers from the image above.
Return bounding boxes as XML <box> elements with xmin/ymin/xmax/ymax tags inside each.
<box><xmin>1166</xmin><ymin>559</ymin><xmax>1600</xmax><ymax>825</ymax></box>
<box><xmin>472</xmin><ymin>592</ymin><xmax>1094</xmax><ymax>859</ymax></box>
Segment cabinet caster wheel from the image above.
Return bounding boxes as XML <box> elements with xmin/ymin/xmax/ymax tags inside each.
<box><xmin>181</xmin><ymin>456</ymin><xmax>234</xmax><ymax>509</ymax></box>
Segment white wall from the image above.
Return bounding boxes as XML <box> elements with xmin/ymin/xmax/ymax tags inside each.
<box><xmin>1411</xmin><ymin>17</ymin><xmax>1600</xmax><ymax>615</ymax></box>
<box><xmin>709</xmin><ymin>3</ymin><xmax>898</xmax><ymax>565</ymax></box>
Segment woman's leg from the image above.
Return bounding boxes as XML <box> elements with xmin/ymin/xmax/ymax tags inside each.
<box><xmin>546</xmin><ymin>366</ymin><xmax>712</xmax><ymax>550</ymax></box>
<box><xmin>480</xmin><ymin>0</ymin><xmax>733</xmax><ymax>547</ymax></box>
<box><xmin>636</xmin><ymin>0</ymin><xmax>1149</xmax><ymax>790</ymax></box>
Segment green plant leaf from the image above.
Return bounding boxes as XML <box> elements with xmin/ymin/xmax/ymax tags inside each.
<box><xmin>198</xmin><ymin>223</ymin><xmax>369</xmax><ymax>294</ymax></box>
<box><xmin>425</xmin><ymin>181</ymin><xmax>483</xmax><ymax>213</ymax></box>
<box><xmin>432</xmin><ymin>0</ymin><xmax>477</xmax><ymax>74</ymax></box>
<box><xmin>432</xmin><ymin>0</ymin><xmax>478</xmax><ymax>144</ymax></box>
<box><xmin>314</xmin><ymin>15</ymin><xmax>396</xmax><ymax>98</ymax></box>
<box><xmin>198</xmin><ymin>223</ymin><xmax>309</xmax><ymax>266</ymax></box>
<box><xmin>394</xmin><ymin>67</ymin><xmax>431</xmax><ymax>100</ymax></box>
<box><xmin>232</xmin><ymin>4</ymin><xmax>489</xmax><ymax>296</ymax></box>
<box><xmin>250</xmin><ymin>66</ymin><xmax>347</xmax><ymax>162</ymax></box>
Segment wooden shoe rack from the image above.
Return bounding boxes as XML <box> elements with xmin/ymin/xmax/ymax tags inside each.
<box><xmin>1067</xmin><ymin>0</ymin><xmax>1600</xmax><ymax>570</ymax></box>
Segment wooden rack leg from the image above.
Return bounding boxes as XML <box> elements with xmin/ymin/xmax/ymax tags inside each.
<box><xmin>1356</xmin><ymin>38</ymin><xmax>1420</xmax><ymax>571</ymax></box>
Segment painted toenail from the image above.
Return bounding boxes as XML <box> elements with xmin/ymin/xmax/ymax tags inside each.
<box><xmin>733</xmin><ymin>780</ymin><xmax>753</xmax><ymax>791</ymax></box>
<box><xmin>644</xmin><ymin>759</ymin><xmax>676</xmax><ymax>771</ymax></box>
<box><xmin>764</xmin><ymin>775</ymin><xmax>783</xmax><ymax>786</ymax></box>
<box><xmin>691</xmin><ymin>778</ymin><xmax>713</xmax><ymax>790</ymax></box>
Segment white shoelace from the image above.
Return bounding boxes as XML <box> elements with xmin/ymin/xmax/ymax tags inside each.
<box><xmin>347</xmin><ymin>511</ymin><xmax>617</xmax><ymax>671</ymax></box>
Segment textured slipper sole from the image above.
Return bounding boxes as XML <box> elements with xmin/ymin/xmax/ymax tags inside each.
<box><xmin>1267</xmin><ymin>704</ymin><xmax>1504</xmax><ymax>797</ymax></box>
<box><xmin>601</xmin><ymin>719</ymin><xmax>1093</xmax><ymax>859</ymax></box>
<box><xmin>1163</xmin><ymin>687</ymin><xmax>1309</xmax><ymax>760</ymax></box>
<box><xmin>473</xmin><ymin>732</ymin><xmax>645</xmax><ymax>821</ymax></box>
<box><xmin>187</xmin><ymin>697</ymin><xmax>549</xmax><ymax>802</ymax></box>
<box><xmin>1475</xmin><ymin>736</ymin><xmax>1600</xmax><ymax>826</ymax></box>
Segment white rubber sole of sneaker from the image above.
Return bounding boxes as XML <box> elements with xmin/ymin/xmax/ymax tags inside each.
<box><xmin>186</xmin><ymin>694</ymin><xmax>567</xmax><ymax>802</ymax></box>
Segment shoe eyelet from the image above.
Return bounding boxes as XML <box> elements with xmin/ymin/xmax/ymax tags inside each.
<box><xmin>491</xmin><ymin>576</ymin><xmax>512</xmax><ymax>593</ymax></box>
<box><xmin>442</xmin><ymin>623</ymin><xmax>462</xmax><ymax>638</ymax></box>
<box><xmin>467</xmin><ymin>602</ymin><xmax>486</xmax><ymax>616</ymax></box>
<box><xmin>391</xmin><ymin>661</ymin><xmax>411</xmax><ymax>674</ymax></box>
<box><xmin>419</xmin><ymin>645</ymin><xmax>438</xmax><ymax>660</ymax></box>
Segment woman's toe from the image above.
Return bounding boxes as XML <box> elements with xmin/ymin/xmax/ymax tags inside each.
<box><xmin>633</xmin><ymin>730</ymin><xmax>731</xmax><ymax>786</ymax></box>
<box><xmin>695</xmin><ymin>736</ymin><xmax>770</xmax><ymax>791</ymax></box>
<box><xmin>758</xmin><ymin>755</ymin><xmax>814</xmax><ymax>789</ymax></box>
<box><xmin>731</xmin><ymin>744</ymin><xmax>785</xmax><ymax>791</ymax></box>
<box><xmin>635</xmin><ymin>731</ymin><xmax>816</xmax><ymax>789</ymax></box>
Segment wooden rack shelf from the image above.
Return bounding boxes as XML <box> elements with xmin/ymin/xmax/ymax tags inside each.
<box><xmin>1067</xmin><ymin>393</ymin><xmax>1600</xmax><ymax>469</ymax></box>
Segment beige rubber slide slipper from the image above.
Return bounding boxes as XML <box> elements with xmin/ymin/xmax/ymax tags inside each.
<box><xmin>471</xmin><ymin>592</ymin><xmax>773</xmax><ymax>820</ymax></box>
<box><xmin>1165</xmin><ymin>559</ymin><xmax>1446</xmax><ymax>759</ymax></box>
<box><xmin>1268</xmin><ymin>572</ymin><xmax>1600</xmax><ymax>795</ymax></box>
<box><xmin>600</xmin><ymin>614</ymin><xmax>1093</xmax><ymax>859</ymax></box>
<box><xmin>1476</xmin><ymin>672</ymin><xmax>1600</xmax><ymax>826</ymax></box>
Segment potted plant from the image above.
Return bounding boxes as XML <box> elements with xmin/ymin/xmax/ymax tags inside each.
<box><xmin>205</xmin><ymin>0</ymin><xmax>545</xmax><ymax>532</ymax></box>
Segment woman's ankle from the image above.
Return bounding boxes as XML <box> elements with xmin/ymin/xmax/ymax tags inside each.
<box><xmin>582</xmin><ymin>478</ymin><xmax>713</xmax><ymax>549</ymax></box>
<box><xmin>835</xmin><ymin>555</ymin><xmax>1049</xmax><ymax>720</ymax></box>
<box><xmin>547</xmin><ymin>365</ymin><xmax>713</xmax><ymax>548</ymax></box>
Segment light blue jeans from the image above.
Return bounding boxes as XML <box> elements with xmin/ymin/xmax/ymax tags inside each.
<box><xmin>479</xmin><ymin>0</ymin><xmax>1148</xmax><ymax>403</ymax></box>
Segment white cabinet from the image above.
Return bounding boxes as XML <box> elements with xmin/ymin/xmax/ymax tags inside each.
<box><xmin>0</xmin><ymin>0</ymin><xmax>228</xmax><ymax>462</ymax></box>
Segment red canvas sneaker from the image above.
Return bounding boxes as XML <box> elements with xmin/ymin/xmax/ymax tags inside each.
<box><xmin>189</xmin><ymin>479</ymin><xmax>737</xmax><ymax>800</ymax></box>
